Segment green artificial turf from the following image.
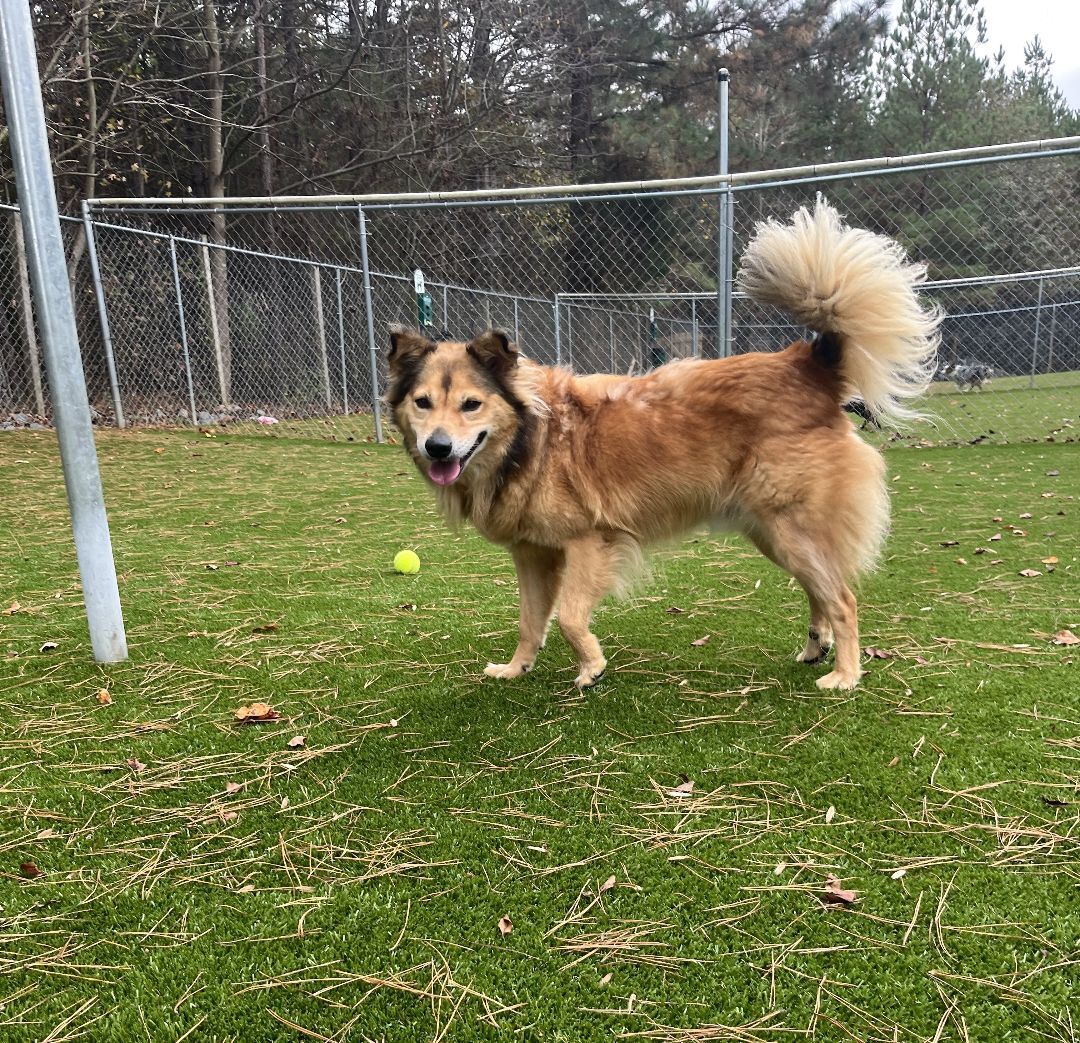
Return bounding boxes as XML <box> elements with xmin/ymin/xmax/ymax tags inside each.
<box><xmin>1</xmin><ymin>420</ymin><xmax>1077</xmax><ymax>1042</ymax></box>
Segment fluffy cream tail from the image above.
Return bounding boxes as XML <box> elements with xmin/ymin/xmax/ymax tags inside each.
<box><xmin>737</xmin><ymin>197</ymin><xmax>942</xmax><ymax>424</ymax></box>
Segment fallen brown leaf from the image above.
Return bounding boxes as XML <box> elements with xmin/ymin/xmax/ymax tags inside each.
<box><xmin>126</xmin><ymin>757</ymin><xmax>147</xmax><ymax>773</ymax></box>
<box><xmin>287</xmin><ymin>735</ymin><xmax>306</xmax><ymax>749</ymax></box>
<box><xmin>823</xmin><ymin>874</ymin><xmax>857</xmax><ymax>906</ymax></box>
<box><xmin>234</xmin><ymin>702</ymin><xmax>281</xmax><ymax>724</ymax></box>
<box><xmin>251</xmin><ymin>623</ymin><xmax>278</xmax><ymax>634</ymax></box>
<box><xmin>96</xmin><ymin>689</ymin><xmax>112</xmax><ymax>705</ymax></box>
<box><xmin>690</xmin><ymin>635</ymin><xmax>710</xmax><ymax>646</ymax></box>
<box><xmin>497</xmin><ymin>916</ymin><xmax>513</xmax><ymax>937</ymax></box>
<box><xmin>863</xmin><ymin>646</ymin><xmax>895</xmax><ymax>659</ymax></box>
<box><xmin>668</xmin><ymin>779</ymin><xmax>695</xmax><ymax>798</ymax></box>
<box><xmin>19</xmin><ymin>862</ymin><xmax>42</xmax><ymax>879</ymax></box>
<box><xmin>1</xmin><ymin>601</ymin><xmax>19</xmax><ymax>615</ymax></box>
<box><xmin>1018</xmin><ymin>569</ymin><xmax>1041</xmax><ymax>578</ymax></box>
<box><xmin>224</xmin><ymin>781</ymin><xmax>242</xmax><ymax>795</ymax></box>
<box><xmin>599</xmin><ymin>874</ymin><xmax>617</xmax><ymax>894</ymax></box>
<box><xmin>1052</xmin><ymin>629</ymin><xmax>1079</xmax><ymax>646</ymax></box>
<box><xmin>39</xmin><ymin>641</ymin><xmax>58</xmax><ymax>652</ymax></box>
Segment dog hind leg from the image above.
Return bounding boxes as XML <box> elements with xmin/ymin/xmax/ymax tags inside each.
<box><xmin>795</xmin><ymin>590</ymin><xmax>834</xmax><ymax>665</ymax></box>
<box><xmin>557</xmin><ymin>534</ymin><xmax>619</xmax><ymax>689</ymax></box>
<box><xmin>751</xmin><ymin>519</ymin><xmax>863</xmax><ymax>690</ymax></box>
<box><xmin>484</xmin><ymin>543</ymin><xmax>565</xmax><ymax>680</ymax></box>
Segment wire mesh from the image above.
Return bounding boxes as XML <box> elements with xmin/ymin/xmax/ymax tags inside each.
<box><xmin>5</xmin><ymin>146</ymin><xmax>1077</xmax><ymax>445</ymax></box>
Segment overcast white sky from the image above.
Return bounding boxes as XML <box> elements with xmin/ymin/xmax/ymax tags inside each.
<box><xmin>885</xmin><ymin>0</ymin><xmax>1080</xmax><ymax>108</ymax></box>
<box><xmin>974</xmin><ymin>0</ymin><xmax>1080</xmax><ymax>106</ymax></box>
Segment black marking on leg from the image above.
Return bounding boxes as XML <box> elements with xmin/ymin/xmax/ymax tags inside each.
<box><xmin>808</xmin><ymin>627</ymin><xmax>821</xmax><ymax>643</ymax></box>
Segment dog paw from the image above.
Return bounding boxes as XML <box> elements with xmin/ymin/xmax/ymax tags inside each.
<box><xmin>574</xmin><ymin>660</ymin><xmax>607</xmax><ymax>689</ymax></box>
<box><xmin>815</xmin><ymin>669</ymin><xmax>861</xmax><ymax>690</ymax></box>
<box><xmin>484</xmin><ymin>661</ymin><xmax>531</xmax><ymax>680</ymax></box>
<box><xmin>796</xmin><ymin>644</ymin><xmax>832</xmax><ymax>665</ymax></box>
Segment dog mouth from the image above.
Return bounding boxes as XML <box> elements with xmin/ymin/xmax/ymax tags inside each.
<box><xmin>427</xmin><ymin>432</ymin><xmax>487</xmax><ymax>486</ymax></box>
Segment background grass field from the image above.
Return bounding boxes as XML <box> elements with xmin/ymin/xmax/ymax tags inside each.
<box><xmin>1</xmin><ymin>394</ymin><xmax>1077</xmax><ymax>1041</ymax></box>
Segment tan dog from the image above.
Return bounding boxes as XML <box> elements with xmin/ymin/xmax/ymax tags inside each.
<box><xmin>387</xmin><ymin>199</ymin><xmax>940</xmax><ymax>689</ymax></box>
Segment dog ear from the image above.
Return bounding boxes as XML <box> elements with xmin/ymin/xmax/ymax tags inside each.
<box><xmin>467</xmin><ymin>329</ymin><xmax>518</xmax><ymax>376</ymax></box>
<box><xmin>388</xmin><ymin>325</ymin><xmax>435</xmax><ymax>370</ymax></box>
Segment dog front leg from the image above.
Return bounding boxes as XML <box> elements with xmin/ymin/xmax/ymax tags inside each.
<box><xmin>484</xmin><ymin>543</ymin><xmax>564</xmax><ymax>680</ymax></box>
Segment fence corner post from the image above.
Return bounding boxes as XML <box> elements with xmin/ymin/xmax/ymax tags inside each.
<box><xmin>81</xmin><ymin>200</ymin><xmax>126</xmax><ymax>428</ymax></box>
<box><xmin>167</xmin><ymin>236</ymin><xmax>198</xmax><ymax>425</ymax></box>
<box><xmin>356</xmin><ymin>204</ymin><xmax>384</xmax><ymax>443</ymax></box>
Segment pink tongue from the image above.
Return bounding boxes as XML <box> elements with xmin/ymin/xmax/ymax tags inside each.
<box><xmin>429</xmin><ymin>459</ymin><xmax>462</xmax><ymax>486</ymax></box>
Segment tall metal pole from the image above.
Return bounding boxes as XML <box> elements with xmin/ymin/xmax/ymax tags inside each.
<box><xmin>356</xmin><ymin>205</ymin><xmax>384</xmax><ymax>442</ymax></box>
<box><xmin>0</xmin><ymin>0</ymin><xmax>127</xmax><ymax>662</ymax></box>
<box><xmin>716</xmin><ymin>68</ymin><xmax>730</xmax><ymax>359</ymax></box>
<box><xmin>80</xmin><ymin>201</ymin><xmax>126</xmax><ymax>427</ymax></box>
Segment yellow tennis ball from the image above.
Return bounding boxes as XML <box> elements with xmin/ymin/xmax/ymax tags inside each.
<box><xmin>394</xmin><ymin>550</ymin><xmax>420</xmax><ymax>575</ymax></box>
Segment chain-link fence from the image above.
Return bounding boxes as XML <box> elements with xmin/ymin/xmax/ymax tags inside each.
<box><xmin>4</xmin><ymin>140</ymin><xmax>1079</xmax><ymax>445</ymax></box>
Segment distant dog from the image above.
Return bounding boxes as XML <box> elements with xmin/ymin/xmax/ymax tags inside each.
<box><xmin>387</xmin><ymin>200</ymin><xmax>940</xmax><ymax>690</ymax></box>
<box><xmin>950</xmin><ymin>361</ymin><xmax>993</xmax><ymax>391</ymax></box>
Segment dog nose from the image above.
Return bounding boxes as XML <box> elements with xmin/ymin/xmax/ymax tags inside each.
<box><xmin>425</xmin><ymin>432</ymin><xmax>453</xmax><ymax>460</ymax></box>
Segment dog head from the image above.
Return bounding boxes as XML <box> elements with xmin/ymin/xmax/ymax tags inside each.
<box><xmin>386</xmin><ymin>327</ymin><xmax>528</xmax><ymax>488</ymax></box>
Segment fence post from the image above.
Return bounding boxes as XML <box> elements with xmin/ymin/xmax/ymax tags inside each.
<box><xmin>513</xmin><ymin>297</ymin><xmax>520</xmax><ymax>345</ymax></box>
<box><xmin>609</xmin><ymin>313</ymin><xmax>615</xmax><ymax>371</ymax></box>
<box><xmin>199</xmin><ymin>235</ymin><xmax>228</xmax><ymax>407</ymax></box>
<box><xmin>715</xmin><ymin>67</ymin><xmax>730</xmax><ymax>359</ymax></box>
<box><xmin>723</xmin><ymin>194</ymin><xmax>735</xmax><ymax>358</ymax></box>
<box><xmin>356</xmin><ymin>204</ymin><xmax>384</xmax><ymax>443</ymax></box>
<box><xmin>12</xmin><ymin>210</ymin><xmax>45</xmax><ymax>415</ymax></box>
<box><xmin>335</xmin><ymin>268</ymin><xmax>349</xmax><ymax>416</ymax></box>
<box><xmin>168</xmin><ymin>236</ymin><xmax>198</xmax><ymax>425</ymax></box>
<box><xmin>1029</xmin><ymin>276</ymin><xmax>1044</xmax><ymax>389</ymax></box>
<box><xmin>442</xmin><ymin>284</ymin><xmax>449</xmax><ymax>335</ymax></box>
<box><xmin>0</xmin><ymin>0</ymin><xmax>127</xmax><ymax>662</ymax></box>
<box><xmin>80</xmin><ymin>201</ymin><xmax>125</xmax><ymax>427</ymax></box>
<box><xmin>691</xmin><ymin>298</ymin><xmax>699</xmax><ymax>358</ymax></box>
<box><xmin>312</xmin><ymin>266</ymin><xmax>331</xmax><ymax>409</ymax></box>
<box><xmin>1046</xmin><ymin>301</ymin><xmax>1057</xmax><ymax>375</ymax></box>
<box><xmin>566</xmin><ymin>301</ymin><xmax>573</xmax><ymax>369</ymax></box>
<box><xmin>554</xmin><ymin>296</ymin><xmax>562</xmax><ymax>367</ymax></box>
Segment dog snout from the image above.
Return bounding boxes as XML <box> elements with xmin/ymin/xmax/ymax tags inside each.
<box><xmin>425</xmin><ymin>431</ymin><xmax>454</xmax><ymax>460</ymax></box>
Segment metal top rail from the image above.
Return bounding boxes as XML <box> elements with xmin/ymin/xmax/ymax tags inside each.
<box><xmin>88</xmin><ymin>136</ymin><xmax>1080</xmax><ymax>209</ymax></box>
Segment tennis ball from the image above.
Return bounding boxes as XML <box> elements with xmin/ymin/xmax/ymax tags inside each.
<box><xmin>394</xmin><ymin>550</ymin><xmax>421</xmax><ymax>575</ymax></box>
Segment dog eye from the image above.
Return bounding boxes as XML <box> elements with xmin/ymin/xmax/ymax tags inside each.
<box><xmin>461</xmin><ymin>399</ymin><xmax>482</xmax><ymax>412</ymax></box>
<box><xmin>414</xmin><ymin>396</ymin><xmax>432</xmax><ymax>410</ymax></box>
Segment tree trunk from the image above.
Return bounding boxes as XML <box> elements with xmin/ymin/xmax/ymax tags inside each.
<box><xmin>203</xmin><ymin>0</ymin><xmax>232</xmax><ymax>403</ymax></box>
